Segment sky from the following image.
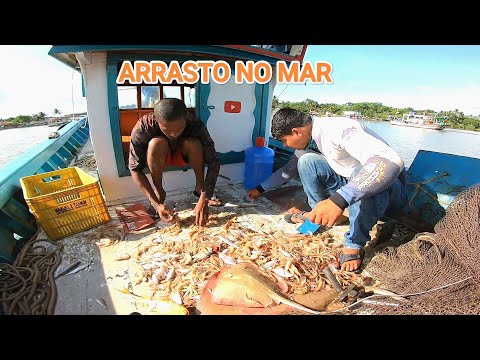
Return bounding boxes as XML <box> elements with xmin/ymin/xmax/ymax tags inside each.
<box><xmin>1</xmin><ymin>45</ymin><xmax>480</xmax><ymax>119</ymax></box>
<box><xmin>274</xmin><ymin>45</ymin><xmax>480</xmax><ymax>116</ymax></box>
<box><xmin>0</xmin><ymin>45</ymin><xmax>87</xmax><ymax>119</ymax></box>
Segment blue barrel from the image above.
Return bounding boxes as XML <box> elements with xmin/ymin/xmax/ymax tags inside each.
<box><xmin>244</xmin><ymin>137</ymin><xmax>275</xmax><ymax>190</ymax></box>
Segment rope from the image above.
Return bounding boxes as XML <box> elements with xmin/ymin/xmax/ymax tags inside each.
<box><xmin>80</xmin><ymin>117</ymin><xmax>89</xmax><ymax>129</ymax></box>
<box><xmin>0</xmin><ymin>237</ymin><xmax>63</xmax><ymax>315</ymax></box>
<box><xmin>276</xmin><ymin>84</ymin><xmax>290</xmax><ymax>99</ymax></box>
<box><xmin>407</xmin><ymin>172</ymin><xmax>450</xmax><ymax>210</ymax></box>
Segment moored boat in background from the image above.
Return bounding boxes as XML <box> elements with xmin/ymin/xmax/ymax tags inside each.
<box><xmin>390</xmin><ymin>112</ymin><xmax>446</xmax><ymax>130</ymax></box>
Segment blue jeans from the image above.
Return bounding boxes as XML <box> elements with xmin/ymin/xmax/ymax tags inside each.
<box><xmin>297</xmin><ymin>153</ymin><xmax>408</xmax><ymax>249</ymax></box>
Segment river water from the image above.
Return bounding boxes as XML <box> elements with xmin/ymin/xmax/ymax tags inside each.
<box><xmin>0</xmin><ymin>122</ymin><xmax>480</xmax><ymax>169</ymax></box>
<box><xmin>361</xmin><ymin>120</ymin><xmax>480</xmax><ymax>167</ymax></box>
<box><xmin>0</xmin><ymin>126</ymin><xmax>55</xmax><ymax>168</ymax></box>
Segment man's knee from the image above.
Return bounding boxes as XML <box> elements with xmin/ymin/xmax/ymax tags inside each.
<box><xmin>181</xmin><ymin>137</ymin><xmax>202</xmax><ymax>153</ymax></box>
<box><xmin>148</xmin><ymin>137</ymin><xmax>169</xmax><ymax>157</ymax></box>
<box><xmin>297</xmin><ymin>153</ymin><xmax>328</xmax><ymax>174</ymax></box>
<box><xmin>147</xmin><ymin>137</ymin><xmax>169</xmax><ymax>165</ymax></box>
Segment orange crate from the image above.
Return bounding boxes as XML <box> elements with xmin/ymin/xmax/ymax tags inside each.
<box><xmin>20</xmin><ymin>167</ymin><xmax>111</xmax><ymax>240</ymax></box>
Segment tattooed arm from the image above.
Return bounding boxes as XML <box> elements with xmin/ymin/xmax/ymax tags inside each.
<box><xmin>257</xmin><ymin>153</ymin><xmax>299</xmax><ymax>192</ymax></box>
<box><xmin>329</xmin><ymin>127</ymin><xmax>405</xmax><ymax>210</ymax></box>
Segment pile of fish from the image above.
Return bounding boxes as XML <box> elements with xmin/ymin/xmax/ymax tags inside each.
<box><xmin>134</xmin><ymin>212</ymin><xmax>366</xmax><ymax>308</ymax></box>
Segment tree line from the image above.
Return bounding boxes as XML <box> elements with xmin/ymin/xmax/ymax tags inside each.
<box><xmin>273</xmin><ymin>97</ymin><xmax>480</xmax><ymax>132</ymax></box>
<box><xmin>0</xmin><ymin>109</ymin><xmax>62</xmax><ymax>126</ymax></box>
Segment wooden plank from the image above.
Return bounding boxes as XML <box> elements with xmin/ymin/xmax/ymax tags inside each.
<box><xmin>68</xmin><ymin>136</ymin><xmax>82</xmax><ymax>148</ymax></box>
<box><xmin>57</xmin><ymin>147</ymin><xmax>74</xmax><ymax>163</ymax></box>
<box><xmin>50</xmin><ymin>153</ymin><xmax>68</xmax><ymax>169</ymax></box>
<box><xmin>55</xmin><ymin>265</ymin><xmax>89</xmax><ymax>315</ymax></box>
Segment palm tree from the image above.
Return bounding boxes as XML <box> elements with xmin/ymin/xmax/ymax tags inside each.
<box><xmin>33</xmin><ymin>112</ymin><xmax>46</xmax><ymax>122</ymax></box>
<box><xmin>52</xmin><ymin>109</ymin><xmax>62</xmax><ymax>117</ymax></box>
<box><xmin>305</xmin><ymin>98</ymin><xmax>319</xmax><ymax>114</ymax></box>
<box><xmin>272</xmin><ymin>96</ymin><xmax>281</xmax><ymax>109</ymax></box>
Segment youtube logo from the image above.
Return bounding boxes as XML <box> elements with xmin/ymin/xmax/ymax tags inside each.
<box><xmin>224</xmin><ymin>101</ymin><xmax>241</xmax><ymax>113</ymax></box>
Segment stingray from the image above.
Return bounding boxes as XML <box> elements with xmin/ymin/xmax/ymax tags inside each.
<box><xmin>210</xmin><ymin>263</ymin><xmax>322</xmax><ymax>315</ymax></box>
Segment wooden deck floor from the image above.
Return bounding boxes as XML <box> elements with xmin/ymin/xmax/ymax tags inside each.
<box><xmin>50</xmin><ymin>141</ymin><xmax>408</xmax><ymax>315</ymax></box>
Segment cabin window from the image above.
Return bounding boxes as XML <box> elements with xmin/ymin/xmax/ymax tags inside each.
<box><xmin>118</xmin><ymin>86</ymin><xmax>138</xmax><ymax>109</ymax></box>
<box><xmin>117</xmin><ymin>84</ymin><xmax>195</xmax><ymax>110</ymax></box>
<box><xmin>163</xmin><ymin>86</ymin><xmax>182</xmax><ymax>101</ymax></box>
<box><xmin>141</xmin><ymin>86</ymin><xmax>161</xmax><ymax>108</ymax></box>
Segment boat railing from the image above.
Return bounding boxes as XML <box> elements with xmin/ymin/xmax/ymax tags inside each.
<box><xmin>0</xmin><ymin>117</ymin><xmax>90</xmax><ymax>263</ymax></box>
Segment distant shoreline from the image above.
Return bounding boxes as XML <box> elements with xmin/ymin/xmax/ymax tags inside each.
<box><xmin>361</xmin><ymin>118</ymin><xmax>480</xmax><ymax>133</ymax></box>
<box><xmin>0</xmin><ymin>122</ymin><xmax>71</xmax><ymax>131</ymax></box>
<box><xmin>3</xmin><ymin>117</ymin><xmax>479</xmax><ymax>134</ymax></box>
<box><xmin>0</xmin><ymin>122</ymin><xmax>49</xmax><ymax>130</ymax></box>
<box><xmin>1</xmin><ymin>113</ymin><xmax>86</xmax><ymax>131</ymax></box>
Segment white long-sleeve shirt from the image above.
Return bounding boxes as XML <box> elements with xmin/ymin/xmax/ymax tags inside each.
<box><xmin>262</xmin><ymin>117</ymin><xmax>405</xmax><ymax>208</ymax></box>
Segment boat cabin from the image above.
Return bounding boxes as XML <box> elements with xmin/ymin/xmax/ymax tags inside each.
<box><xmin>49</xmin><ymin>45</ymin><xmax>307</xmax><ymax>204</ymax></box>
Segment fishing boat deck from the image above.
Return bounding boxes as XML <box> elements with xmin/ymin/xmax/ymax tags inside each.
<box><xmin>51</xmin><ymin>140</ymin><xmax>409</xmax><ymax>315</ymax></box>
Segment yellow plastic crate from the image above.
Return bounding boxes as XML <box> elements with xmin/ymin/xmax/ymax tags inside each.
<box><xmin>20</xmin><ymin>167</ymin><xmax>111</xmax><ymax>240</ymax></box>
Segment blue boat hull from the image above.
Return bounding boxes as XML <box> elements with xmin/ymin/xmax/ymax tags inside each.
<box><xmin>0</xmin><ymin>118</ymin><xmax>90</xmax><ymax>263</ymax></box>
<box><xmin>401</xmin><ymin>150</ymin><xmax>480</xmax><ymax>229</ymax></box>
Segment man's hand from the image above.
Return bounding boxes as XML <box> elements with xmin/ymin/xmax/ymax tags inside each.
<box><xmin>307</xmin><ymin>198</ymin><xmax>344</xmax><ymax>228</ymax></box>
<box><xmin>194</xmin><ymin>193</ymin><xmax>209</xmax><ymax>226</ymax></box>
<box><xmin>247</xmin><ymin>189</ymin><xmax>262</xmax><ymax>201</ymax></box>
<box><xmin>156</xmin><ymin>203</ymin><xmax>176</xmax><ymax>223</ymax></box>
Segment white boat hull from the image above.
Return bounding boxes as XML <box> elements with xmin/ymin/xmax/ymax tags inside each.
<box><xmin>390</xmin><ymin>120</ymin><xmax>444</xmax><ymax>130</ymax></box>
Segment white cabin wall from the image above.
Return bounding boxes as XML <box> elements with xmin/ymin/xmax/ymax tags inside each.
<box><xmin>75</xmin><ymin>52</ymin><xmax>244</xmax><ymax>205</ymax></box>
<box><xmin>76</xmin><ymin>51</ymin><xmax>126</xmax><ymax>202</ymax></box>
<box><xmin>206</xmin><ymin>79</ymin><xmax>256</xmax><ymax>153</ymax></box>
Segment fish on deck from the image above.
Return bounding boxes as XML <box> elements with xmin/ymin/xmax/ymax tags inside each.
<box><xmin>205</xmin><ymin>263</ymin><xmax>322</xmax><ymax>315</ymax></box>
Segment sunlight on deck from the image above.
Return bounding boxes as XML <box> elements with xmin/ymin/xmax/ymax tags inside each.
<box><xmin>51</xmin><ymin>180</ymin><xmax>358</xmax><ymax>315</ymax></box>
<box><xmin>50</xmin><ymin>140</ymin><xmax>383</xmax><ymax>315</ymax></box>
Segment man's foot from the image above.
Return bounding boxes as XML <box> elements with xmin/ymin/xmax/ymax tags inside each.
<box><xmin>339</xmin><ymin>248</ymin><xmax>365</xmax><ymax>272</ymax></box>
<box><xmin>147</xmin><ymin>204</ymin><xmax>160</xmax><ymax>220</ymax></box>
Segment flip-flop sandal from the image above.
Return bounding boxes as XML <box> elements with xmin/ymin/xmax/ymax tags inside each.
<box><xmin>284</xmin><ymin>211</ymin><xmax>309</xmax><ymax>224</ymax></box>
<box><xmin>338</xmin><ymin>248</ymin><xmax>365</xmax><ymax>273</ymax></box>
<box><xmin>193</xmin><ymin>191</ymin><xmax>223</xmax><ymax>207</ymax></box>
<box><xmin>147</xmin><ymin>204</ymin><xmax>160</xmax><ymax>220</ymax></box>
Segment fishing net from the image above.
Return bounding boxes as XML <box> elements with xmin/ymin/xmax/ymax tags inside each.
<box><xmin>364</xmin><ymin>184</ymin><xmax>480</xmax><ymax>314</ymax></box>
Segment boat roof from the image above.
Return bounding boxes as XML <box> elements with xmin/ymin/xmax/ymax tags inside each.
<box><xmin>49</xmin><ymin>45</ymin><xmax>308</xmax><ymax>71</ymax></box>
<box><xmin>404</xmin><ymin>113</ymin><xmax>432</xmax><ymax>117</ymax></box>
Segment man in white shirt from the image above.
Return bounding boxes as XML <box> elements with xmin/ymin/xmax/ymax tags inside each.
<box><xmin>248</xmin><ymin>108</ymin><xmax>408</xmax><ymax>272</ymax></box>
